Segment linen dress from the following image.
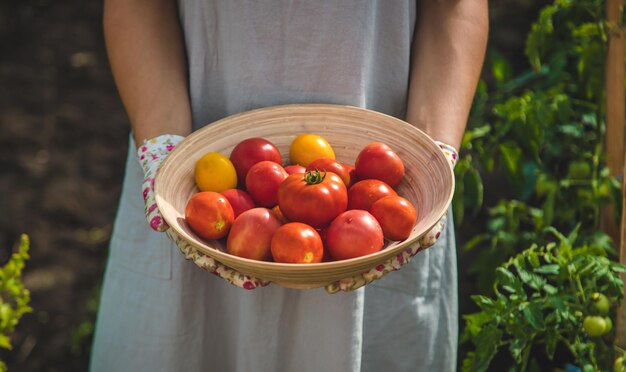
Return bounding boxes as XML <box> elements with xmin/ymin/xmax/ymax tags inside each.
<box><xmin>90</xmin><ymin>1</ymin><xmax>459</xmax><ymax>371</ymax></box>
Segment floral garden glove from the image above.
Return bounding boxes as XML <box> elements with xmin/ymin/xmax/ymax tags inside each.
<box><xmin>139</xmin><ymin>134</ymin><xmax>269</xmax><ymax>290</ymax></box>
<box><xmin>324</xmin><ymin>141</ymin><xmax>459</xmax><ymax>293</ymax></box>
<box><xmin>138</xmin><ymin>134</ymin><xmax>185</xmax><ymax>231</ymax></box>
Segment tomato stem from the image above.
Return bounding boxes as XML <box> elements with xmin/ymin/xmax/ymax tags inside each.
<box><xmin>304</xmin><ymin>169</ymin><xmax>327</xmax><ymax>185</ymax></box>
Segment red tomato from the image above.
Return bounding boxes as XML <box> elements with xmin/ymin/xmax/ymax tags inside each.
<box><xmin>229</xmin><ymin>137</ymin><xmax>282</xmax><ymax>187</ymax></box>
<box><xmin>306</xmin><ymin>158</ymin><xmax>353</xmax><ymax>187</ymax></box>
<box><xmin>185</xmin><ymin>191</ymin><xmax>235</xmax><ymax>240</ymax></box>
<box><xmin>284</xmin><ymin>164</ymin><xmax>306</xmax><ymax>175</ymax></box>
<box><xmin>226</xmin><ymin>207</ymin><xmax>282</xmax><ymax>261</ymax></box>
<box><xmin>270</xmin><ymin>222</ymin><xmax>324</xmax><ymax>263</ymax></box>
<box><xmin>370</xmin><ymin>196</ymin><xmax>417</xmax><ymax>241</ymax></box>
<box><xmin>219</xmin><ymin>189</ymin><xmax>256</xmax><ymax>218</ymax></box>
<box><xmin>342</xmin><ymin>163</ymin><xmax>358</xmax><ymax>187</ymax></box>
<box><xmin>271</xmin><ymin>205</ymin><xmax>290</xmax><ymax>224</ymax></box>
<box><xmin>355</xmin><ymin>142</ymin><xmax>405</xmax><ymax>188</ymax></box>
<box><xmin>245</xmin><ymin>161</ymin><xmax>288</xmax><ymax>207</ymax></box>
<box><xmin>278</xmin><ymin>170</ymin><xmax>348</xmax><ymax>229</ymax></box>
<box><xmin>325</xmin><ymin>210</ymin><xmax>384</xmax><ymax>260</ymax></box>
<box><xmin>347</xmin><ymin>179</ymin><xmax>397</xmax><ymax>211</ymax></box>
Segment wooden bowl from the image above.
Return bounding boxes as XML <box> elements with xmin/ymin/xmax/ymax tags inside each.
<box><xmin>155</xmin><ymin>104</ymin><xmax>454</xmax><ymax>289</ymax></box>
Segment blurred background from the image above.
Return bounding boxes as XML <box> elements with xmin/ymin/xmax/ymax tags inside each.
<box><xmin>2</xmin><ymin>0</ymin><xmax>622</xmax><ymax>371</ymax></box>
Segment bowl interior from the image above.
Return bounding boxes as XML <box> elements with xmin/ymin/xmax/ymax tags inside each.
<box><xmin>155</xmin><ymin>104</ymin><xmax>454</xmax><ymax>288</ymax></box>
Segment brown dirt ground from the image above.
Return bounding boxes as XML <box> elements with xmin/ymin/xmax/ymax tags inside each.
<box><xmin>1</xmin><ymin>0</ymin><xmax>127</xmax><ymax>370</ymax></box>
<box><xmin>0</xmin><ymin>1</ymin><xmax>542</xmax><ymax>371</ymax></box>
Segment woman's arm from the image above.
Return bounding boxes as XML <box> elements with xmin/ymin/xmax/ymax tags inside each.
<box><xmin>103</xmin><ymin>0</ymin><xmax>192</xmax><ymax>147</ymax></box>
<box><xmin>406</xmin><ymin>0</ymin><xmax>489</xmax><ymax>150</ymax></box>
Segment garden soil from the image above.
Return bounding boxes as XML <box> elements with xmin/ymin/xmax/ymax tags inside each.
<box><xmin>0</xmin><ymin>1</ymin><xmax>541</xmax><ymax>371</ymax></box>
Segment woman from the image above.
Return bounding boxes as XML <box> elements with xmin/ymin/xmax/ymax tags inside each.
<box><xmin>91</xmin><ymin>1</ymin><xmax>488</xmax><ymax>371</ymax></box>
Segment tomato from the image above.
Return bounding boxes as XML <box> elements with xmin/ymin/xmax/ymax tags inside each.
<box><xmin>229</xmin><ymin>137</ymin><xmax>282</xmax><ymax>187</ymax></box>
<box><xmin>307</xmin><ymin>158</ymin><xmax>353</xmax><ymax>187</ymax></box>
<box><xmin>226</xmin><ymin>207</ymin><xmax>282</xmax><ymax>261</ymax></box>
<box><xmin>615</xmin><ymin>356</ymin><xmax>625</xmax><ymax>372</ymax></box>
<box><xmin>583</xmin><ymin>315</ymin><xmax>607</xmax><ymax>337</ymax></box>
<box><xmin>185</xmin><ymin>191</ymin><xmax>235</xmax><ymax>240</ymax></box>
<box><xmin>370</xmin><ymin>195</ymin><xmax>417</xmax><ymax>241</ymax></box>
<box><xmin>590</xmin><ymin>292</ymin><xmax>610</xmax><ymax>315</ymax></box>
<box><xmin>604</xmin><ymin>316</ymin><xmax>613</xmax><ymax>333</ymax></box>
<box><xmin>325</xmin><ymin>210</ymin><xmax>384</xmax><ymax>261</ymax></box>
<box><xmin>245</xmin><ymin>161</ymin><xmax>288</xmax><ymax>207</ymax></box>
<box><xmin>284</xmin><ymin>164</ymin><xmax>306</xmax><ymax>175</ymax></box>
<box><xmin>347</xmin><ymin>179</ymin><xmax>397</xmax><ymax>211</ymax></box>
<box><xmin>220</xmin><ymin>189</ymin><xmax>256</xmax><ymax>218</ymax></box>
<box><xmin>271</xmin><ymin>222</ymin><xmax>324</xmax><ymax>263</ymax></box>
<box><xmin>278</xmin><ymin>170</ymin><xmax>348</xmax><ymax>229</ymax></box>
<box><xmin>271</xmin><ymin>205</ymin><xmax>290</xmax><ymax>224</ymax></box>
<box><xmin>342</xmin><ymin>163</ymin><xmax>358</xmax><ymax>187</ymax></box>
<box><xmin>355</xmin><ymin>142</ymin><xmax>405</xmax><ymax>188</ymax></box>
<box><xmin>289</xmin><ymin>133</ymin><xmax>335</xmax><ymax>167</ymax></box>
<box><xmin>194</xmin><ymin>152</ymin><xmax>238</xmax><ymax>192</ymax></box>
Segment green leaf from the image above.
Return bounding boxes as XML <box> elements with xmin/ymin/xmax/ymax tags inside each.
<box><xmin>499</xmin><ymin>142</ymin><xmax>523</xmax><ymax>190</ymax></box>
<box><xmin>496</xmin><ymin>267</ymin><xmax>524</xmax><ymax>296</ymax></box>
<box><xmin>533</xmin><ymin>264</ymin><xmax>560</xmax><ymax>275</ymax></box>
<box><xmin>463</xmin><ymin>311</ymin><xmax>494</xmax><ymax>337</ymax></box>
<box><xmin>472</xmin><ymin>324</ymin><xmax>503</xmax><ymax>372</ymax></box>
<box><xmin>611</xmin><ymin>262</ymin><xmax>626</xmax><ymax>273</ymax></box>
<box><xmin>0</xmin><ymin>334</ymin><xmax>11</xmax><ymax>350</ymax></box>
<box><xmin>464</xmin><ymin>167</ymin><xmax>484</xmax><ymax>215</ymax></box>
<box><xmin>509</xmin><ymin>336</ymin><xmax>528</xmax><ymax>364</ymax></box>
<box><xmin>544</xmin><ymin>329</ymin><xmax>558</xmax><ymax>360</ymax></box>
<box><xmin>490</xmin><ymin>50</ymin><xmax>514</xmax><ymax>85</ymax></box>
<box><xmin>523</xmin><ymin>301</ymin><xmax>545</xmax><ymax>331</ymax></box>
<box><xmin>542</xmin><ymin>283</ymin><xmax>558</xmax><ymax>295</ymax></box>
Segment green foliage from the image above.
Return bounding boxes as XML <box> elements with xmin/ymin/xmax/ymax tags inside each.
<box><xmin>458</xmin><ymin>0</ymin><xmax>625</xmax><ymax>370</ymax></box>
<box><xmin>456</xmin><ymin>0</ymin><xmax>622</xmax><ymax>291</ymax></box>
<box><xmin>0</xmin><ymin>234</ymin><xmax>32</xmax><ymax>371</ymax></box>
<box><xmin>461</xmin><ymin>227</ymin><xmax>626</xmax><ymax>371</ymax></box>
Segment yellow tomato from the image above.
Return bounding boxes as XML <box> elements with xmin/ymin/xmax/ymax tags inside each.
<box><xmin>289</xmin><ymin>134</ymin><xmax>335</xmax><ymax>167</ymax></box>
<box><xmin>194</xmin><ymin>152</ymin><xmax>237</xmax><ymax>192</ymax></box>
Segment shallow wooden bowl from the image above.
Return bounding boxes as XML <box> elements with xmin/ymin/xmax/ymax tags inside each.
<box><xmin>155</xmin><ymin>104</ymin><xmax>454</xmax><ymax>289</ymax></box>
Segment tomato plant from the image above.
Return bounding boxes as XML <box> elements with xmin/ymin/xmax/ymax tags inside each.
<box><xmin>0</xmin><ymin>234</ymin><xmax>32</xmax><ymax>371</ymax></box>
<box><xmin>370</xmin><ymin>195</ymin><xmax>417</xmax><ymax>241</ymax></box>
<box><xmin>325</xmin><ymin>210</ymin><xmax>384</xmax><ymax>260</ymax></box>
<box><xmin>229</xmin><ymin>137</ymin><xmax>282</xmax><ymax>187</ymax></box>
<box><xmin>185</xmin><ymin>191</ymin><xmax>235</xmax><ymax>240</ymax></box>
<box><xmin>461</xmin><ymin>228</ymin><xmax>626</xmax><ymax>372</ymax></box>
<box><xmin>226</xmin><ymin>208</ymin><xmax>282</xmax><ymax>261</ymax></box>
<box><xmin>278</xmin><ymin>170</ymin><xmax>348</xmax><ymax>229</ymax></box>
<box><xmin>354</xmin><ymin>142</ymin><xmax>404</xmax><ymax>188</ymax></box>
<box><xmin>194</xmin><ymin>152</ymin><xmax>238</xmax><ymax>192</ymax></box>
<box><xmin>220</xmin><ymin>189</ymin><xmax>256</xmax><ymax>218</ymax></box>
<box><xmin>245</xmin><ymin>161</ymin><xmax>288</xmax><ymax>207</ymax></box>
<box><xmin>270</xmin><ymin>222</ymin><xmax>324</xmax><ymax>263</ymax></box>
<box><xmin>289</xmin><ymin>133</ymin><xmax>335</xmax><ymax>167</ymax></box>
<box><xmin>347</xmin><ymin>179</ymin><xmax>397</xmax><ymax>211</ymax></box>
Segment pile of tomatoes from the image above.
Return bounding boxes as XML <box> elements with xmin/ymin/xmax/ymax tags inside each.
<box><xmin>184</xmin><ymin>134</ymin><xmax>418</xmax><ymax>264</ymax></box>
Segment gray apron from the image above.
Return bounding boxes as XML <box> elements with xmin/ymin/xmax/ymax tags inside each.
<box><xmin>90</xmin><ymin>1</ymin><xmax>458</xmax><ymax>371</ymax></box>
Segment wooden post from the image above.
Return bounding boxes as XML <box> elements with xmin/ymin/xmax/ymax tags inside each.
<box><xmin>605</xmin><ymin>0</ymin><xmax>626</xmax><ymax>349</ymax></box>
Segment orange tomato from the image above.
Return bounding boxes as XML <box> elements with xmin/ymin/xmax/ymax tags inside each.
<box><xmin>289</xmin><ymin>134</ymin><xmax>335</xmax><ymax>167</ymax></box>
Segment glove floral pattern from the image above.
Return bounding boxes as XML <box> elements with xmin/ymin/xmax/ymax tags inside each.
<box><xmin>138</xmin><ymin>134</ymin><xmax>185</xmax><ymax>231</ymax></box>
